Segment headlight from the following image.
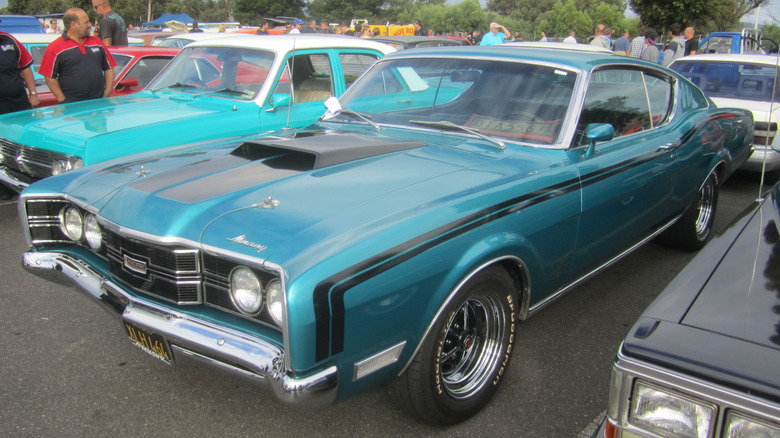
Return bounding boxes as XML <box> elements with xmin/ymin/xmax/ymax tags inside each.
<box><xmin>726</xmin><ymin>412</ymin><xmax>780</xmax><ymax>437</ymax></box>
<box><xmin>83</xmin><ymin>214</ymin><xmax>102</xmax><ymax>250</ymax></box>
<box><xmin>265</xmin><ymin>280</ymin><xmax>284</xmax><ymax>327</ymax></box>
<box><xmin>51</xmin><ymin>158</ymin><xmax>83</xmax><ymax>176</ymax></box>
<box><xmin>59</xmin><ymin>206</ymin><xmax>83</xmax><ymax>241</ymax></box>
<box><xmin>629</xmin><ymin>381</ymin><xmax>715</xmax><ymax>438</ymax></box>
<box><xmin>229</xmin><ymin>267</ymin><xmax>263</xmax><ymax>315</ymax></box>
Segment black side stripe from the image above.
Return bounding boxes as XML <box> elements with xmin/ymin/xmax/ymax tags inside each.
<box><xmin>312</xmin><ymin>143</ymin><xmax>681</xmax><ymax>362</ymax></box>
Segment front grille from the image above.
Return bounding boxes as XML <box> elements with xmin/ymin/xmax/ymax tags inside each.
<box><xmin>0</xmin><ymin>138</ymin><xmax>71</xmax><ymax>179</ymax></box>
<box><xmin>104</xmin><ymin>230</ymin><xmax>202</xmax><ymax>304</ymax></box>
<box><xmin>25</xmin><ymin>198</ymin><xmax>282</xmax><ymax>327</ymax></box>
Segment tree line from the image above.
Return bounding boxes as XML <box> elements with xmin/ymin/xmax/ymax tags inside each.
<box><xmin>2</xmin><ymin>0</ymin><xmax>770</xmax><ymax>41</ymax></box>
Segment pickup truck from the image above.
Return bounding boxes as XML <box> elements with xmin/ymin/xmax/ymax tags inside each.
<box><xmin>698</xmin><ymin>28</ymin><xmax>777</xmax><ymax>54</ymax></box>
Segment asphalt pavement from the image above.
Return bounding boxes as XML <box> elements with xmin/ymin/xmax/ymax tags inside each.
<box><xmin>0</xmin><ymin>171</ymin><xmax>767</xmax><ymax>437</ymax></box>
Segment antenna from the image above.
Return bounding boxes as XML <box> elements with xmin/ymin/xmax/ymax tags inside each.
<box><xmin>286</xmin><ymin>37</ymin><xmax>296</xmax><ymax>131</ymax></box>
<box><xmin>756</xmin><ymin>52</ymin><xmax>780</xmax><ymax>200</ymax></box>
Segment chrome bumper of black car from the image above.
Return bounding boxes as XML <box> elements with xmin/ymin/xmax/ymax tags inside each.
<box><xmin>22</xmin><ymin>250</ymin><xmax>338</xmax><ymax>410</ymax></box>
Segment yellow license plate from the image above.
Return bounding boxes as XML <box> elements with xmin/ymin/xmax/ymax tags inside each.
<box><xmin>123</xmin><ymin>321</ymin><xmax>173</xmax><ymax>364</ymax></box>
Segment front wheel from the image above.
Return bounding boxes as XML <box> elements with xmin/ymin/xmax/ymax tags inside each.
<box><xmin>659</xmin><ymin>172</ymin><xmax>719</xmax><ymax>251</ymax></box>
<box><xmin>389</xmin><ymin>266</ymin><xmax>517</xmax><ymax>425</ymax></box>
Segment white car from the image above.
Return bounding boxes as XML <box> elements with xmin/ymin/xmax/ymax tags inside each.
<box><xmin>671</xmin><ymin>53</ymin><xmax>780</xmax><ymax>173</ymax></box>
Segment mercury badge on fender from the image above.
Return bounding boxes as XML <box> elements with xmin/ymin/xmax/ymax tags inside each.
<box><xmin>19</xmin><ymin>45</ymin><xmax>753</xmax><ymax>424</ymax></box>
<box><xmin>0</xmin><ymin>35</ymin><xmax>394</xmax><ymax>192</ymax></box>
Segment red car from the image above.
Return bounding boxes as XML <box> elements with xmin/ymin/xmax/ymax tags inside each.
<box><xmin>35</xmin><ymin>46</ymin><xmax>180</xmax><ymax>106</ymax></box>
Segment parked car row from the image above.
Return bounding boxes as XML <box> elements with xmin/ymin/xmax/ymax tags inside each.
<box><xmin>3</xmin><ymin>33</ymin><xmax>764</xmax><ymax>426</ymax></box>
<box><xmin>4</xmin><ymin>29</ymin><xmax>780</xmax><ymax>429</ymax></box>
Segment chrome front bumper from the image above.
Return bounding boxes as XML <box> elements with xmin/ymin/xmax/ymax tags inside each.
<box><xmin>22</xmin><ymin>251</ymin><xmax>338</xmax><ymax>410</ymax></box>
<box><xmin>0</xmin><ymin>166</ymin><xmax>32</xmax><ymax>192</ymax></box>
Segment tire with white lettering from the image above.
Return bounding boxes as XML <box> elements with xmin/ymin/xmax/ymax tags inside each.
<box><xmin>659</xmin><ymin>172</ymin><xmax>718</xmax><ymax>251</ymax></box>
<box><xmin>389</xmin><ymin>266</ymin><xmax>517</xmax><ymax>425</ymax></box>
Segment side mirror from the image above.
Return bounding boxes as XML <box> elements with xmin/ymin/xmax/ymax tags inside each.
<box><xmin>266</xmin><ymin>93</ymin><xmax>291</xmax><ymax>112</ymax></box>
<box><xmin>115</xmin><ymin>77</ymin><xmax>139</xmax><ymax>91</ymax></box>
<box><xmin>583</xmin><ymin>123</ymin><xmax>614</xmax><ymax>158</ymax></box>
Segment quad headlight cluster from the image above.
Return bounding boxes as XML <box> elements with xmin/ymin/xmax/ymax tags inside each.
<box><xmin>51</xmin><ymin>157</ymin><xmax>83</xmax><ymax>176</ymax></box>
<box><xmin>229</xmin><ymin>266</ymin><xmax>284</xmax><ymax>326</ymax></box>
<box><xmin>58</xmin><ymin>205</ymin><xmax>102</xmax><ymax>250</ymax></box>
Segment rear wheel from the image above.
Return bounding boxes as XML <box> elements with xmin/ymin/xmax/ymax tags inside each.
<box><xmin>389</xmin><ymin>266</ymin><xmax>517</xmax><ymax>425</ymax></box>
<box><xmin>659</xmin><ymin>172</ymin><xmax>718</xmax><ymax>251</ymax></box>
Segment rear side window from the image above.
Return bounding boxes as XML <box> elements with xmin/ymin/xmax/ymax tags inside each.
<box><xmin>575</xmin><ymin>68</ymin><xmax>673</xmax><ymax>146</ymax></box>
<box><xmin>339</xmin><ymin>53</ymin><xmax>379</xmax><ymax>87</ymax></box>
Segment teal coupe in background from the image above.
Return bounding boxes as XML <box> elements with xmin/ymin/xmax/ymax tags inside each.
<box><xmin>0</xmin><ymin>34</ymin><xmax>394</xmax><ymax>192</ymax></box>
<box><xmin>19</xmin><ymin>43</ymin><xmax>754</xmax><ymax>425</ymax></box>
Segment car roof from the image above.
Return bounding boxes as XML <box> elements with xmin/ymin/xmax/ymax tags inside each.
<box><xmin>107</xmin><ymin>45</ymin><xmax>181</xmax><ymax>56</ymax></box>
<box><xmin>671</xmin><ymin>53</ymin><xmax>780</xmax><ymax>65</ymax></box>
<box><xmin>10</xmin><ymin>33</ymin><xmax>59</xmax><ymax>43</ymax></box>
<box><xmin>158</xmin><ymin>32</ymin><xmax>242</xmax><ymax>42</ymax></box>
<box><xmin>502</xmin><ymin>41</ymin><xmax>614</xmax><ymax>53</ymax></box>
<box><xmin>185</xmin><ymin>34</ymin><xmax>397</xmax><ymax>55</ymax></box>
<box><xmin>380</xmin><ymin>44</ymin><xmax>642</xmax><ymax>72</ymax></box>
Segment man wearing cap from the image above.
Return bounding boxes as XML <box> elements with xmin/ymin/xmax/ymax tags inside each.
<box><xmin>480</xmin><ymin>22</ymin><xmax>510</xmax><ymax>46</ymax></box>
<box><xmin>289</xmin><ymin>18</ymin><xmax>304</xmax><ymax>34</ymax></box>
<box><xmin>39</xmin><ymin>7</ymin><xmax>116</xmax><ymax>103</ymax></box>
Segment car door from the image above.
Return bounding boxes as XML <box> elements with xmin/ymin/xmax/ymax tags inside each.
<box><xmin>262</xmin><ymin>50</ymin><xmax>382</xmax><ymax>131</ymax></box>
<box><xmin>570</xmin><ymin>67</ymin><xmax>679</xmax><ymax>278</ymax></box>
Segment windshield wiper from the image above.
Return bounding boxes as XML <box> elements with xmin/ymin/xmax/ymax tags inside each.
<box><xmin>409</xmin><ymin>120</ymin><xmax>505</xmax><ymax>150</ymax></box>
<box><xmin>333</xmin><ymin>109</ymin><xmax>380</xmax><ymax>130</ymax></box>
<box><xmin>207</xmin><ymin>88</ymin><xmax>247</xmax><ymax>96</ymax></box>
<box><xmin>166</xmin><ymin>82</ymin><xmax>197</xmax><ymax>89</ymax></box>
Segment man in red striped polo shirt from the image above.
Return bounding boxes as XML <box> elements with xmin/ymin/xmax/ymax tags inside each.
<box><xmin>39</xmin><ymin>8</ymin><xmax>116</xmax><ymax>103</ymax></box>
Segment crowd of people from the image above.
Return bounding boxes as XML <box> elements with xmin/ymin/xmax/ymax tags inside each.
<box><xmin>584</xmin><ymin>23</ymin><xmax>698</xmax><ymax>65</ymax></box>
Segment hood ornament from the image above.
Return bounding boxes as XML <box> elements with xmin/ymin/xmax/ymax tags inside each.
<box><xmin>136</xmin><ymin>166</ymin><xmax>151</xmax><ymax>176</ymax></box>
<box><xmin>259</xmin><ymin>197</ymin><xmax>280</xmax><ymax>209</ymax></box>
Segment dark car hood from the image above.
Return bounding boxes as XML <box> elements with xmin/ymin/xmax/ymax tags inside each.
<box><xmin>623</xmin><ymin>184</ymin><xmax>780</xmax><ymax>400</ymax></box>
<box><xmin>681</xmin><ymin>190</ymin><xmax>780</xmax><ymax>351</ymax></box>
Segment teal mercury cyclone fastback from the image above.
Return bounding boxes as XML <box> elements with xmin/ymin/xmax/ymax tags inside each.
<box><xmin>0</xmin><ymin>35</ymin><xmax>394</xmax><ymax>192</ymax></box>
<box><xmin>19</xmin><ymin>43</ymin><xmax>754</xmax><ymax>424</ymax></box>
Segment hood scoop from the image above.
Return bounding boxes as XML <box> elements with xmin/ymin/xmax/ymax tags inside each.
<box><xmin>231</xmin><ymin>133</ymin><xmax>427</xmax><ymax>171</ymax></box>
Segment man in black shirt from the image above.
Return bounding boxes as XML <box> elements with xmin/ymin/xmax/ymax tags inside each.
<box><xmin>92</xmin><ymin>0</ymin><xmax>128</xmax><ymax>46</ymax></box>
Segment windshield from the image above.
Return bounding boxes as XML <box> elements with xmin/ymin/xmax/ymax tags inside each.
<box><xmin>672</xmin><ymin>60</ymin><xmax>780</xmax><ymax>102</ymax></box>
<box><xmin>335</xmin><ymin>58</ymin><xmax>578</xmax><ymax>145</ymax></box>
<box><xmin>148</xmin><ymin>46</ymin><xmax>275</xmax><ymax>100</ymax></box>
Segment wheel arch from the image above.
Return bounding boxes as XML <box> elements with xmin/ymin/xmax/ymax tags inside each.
<box><xmin>396</xmin><ymin>254</ymin><xmax>530</xmax><ymax>377</ymax></box>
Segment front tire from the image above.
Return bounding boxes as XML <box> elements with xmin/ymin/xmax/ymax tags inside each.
<box><xmin>389</xmin><ymin>266</ymin><xmax>517</xmax><ymax>425</ymax></box>
<box><xmin>659</xmin><ymin>172</ymin><xmax>718</xmax><ymax>251</ymax></box>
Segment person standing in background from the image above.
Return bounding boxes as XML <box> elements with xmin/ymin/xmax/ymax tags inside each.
<box><xmin>684</xmin><ymin>27</ymin><xmax>698</xmax><ymax>55</ymax></box>
<box><xmin>46</xmin><ymin>19</ymin><xmax>60</xmax><ymax>34</ymax></box>
<box><xmin>480</xmin><ymin>22</ymin><xmax>510</xmax><ymax>46</ymax></box>
<box><xmin>256</xmin><ymin>20</ymin><xmax>270</xmax><ymax>35</ymax></box>
<box><xmin>563</xmin><ymin>31</ymin><xmax>576</xmax><ymax>43</ymax></box>
<box><xmin>189</xmin><ymin>21</ymin><xmax>204</xmax><ymax>33</ymax></box>
<box><xmin>662</xmin><ymin>23</ymin><xmax>686</xmax><ymax>66</ymax></box>
<box><xmin>629</xmin><ymin>28</ymin><xmax>646</xmax><ymax>58</ymax></box>
<box><xmin>640</xmin><ymin>29</ymin><xmax>660</xmax><ymax>63</ymax></box>
<box><xmin>39</xmin><ymin>8</ymin><xmax>116</xmax><ymax>103</ymax></box>
<box><xmin>590</xmin><ymin>24</ymin><xmax>609</xmax><ymax>48</ymax></box>
<box><xmin>91</xmin><ymin>0</ymin><xmax>127</xmax><ymax>46</ymax></box>
<box><xmin>613</xmin><ymin>30</ymin><xmax>631</xmax><ymax>55</ymax></box>
<box><xmin>413</xmin><ymin>20</ymin><xmax>425</xmax><ymax>36</ymax></box>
